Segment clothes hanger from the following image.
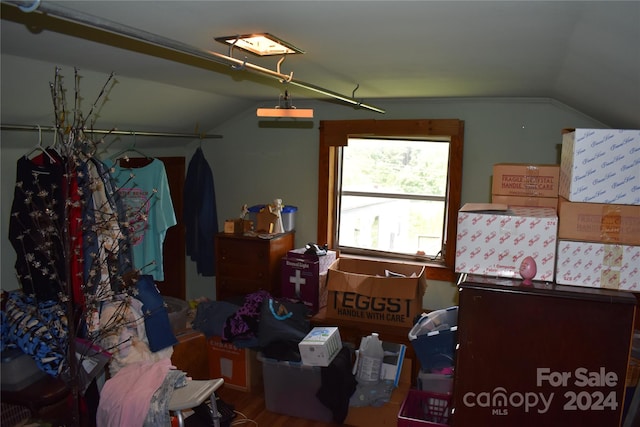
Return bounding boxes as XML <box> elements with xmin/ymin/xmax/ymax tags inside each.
<box><xmin>109</xmin><ymin>132</ymin><xmax>152</xmax><ymax>161</ymax></box>
<box><xmin>24</xmin><ymin>125</ymin><xmax>56</xmax><ymax>163</ymax></box>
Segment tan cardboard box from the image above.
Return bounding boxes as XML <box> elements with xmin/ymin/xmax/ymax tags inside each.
<box><xmin>207</xmin><ymin>336</ymin><xmax>263</xmax><ymax>392</ymax></box>
<box><xmin>492</xmin><ymin>163</ymin><xmax>560</xmax><ymax>198</ymax></box>
<box><xmin>491</xmin><ymin>194</ymin><xmax>558</xmax><ymax>209</ymax></box>
<box><xmin>557</xmin><ymin>196</ymin><xmax>640</xmax><ymax>246</ymax></box>
<box><xmin>326</xmin><ymin>258</ymin><xmax>427</xmax><ymax>328</ymax></box>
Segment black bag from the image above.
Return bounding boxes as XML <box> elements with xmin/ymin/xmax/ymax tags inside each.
<box><xmin>258</xmin><ymin>298</ymin><xmax>310</xmax><ymax>362</ymax></box>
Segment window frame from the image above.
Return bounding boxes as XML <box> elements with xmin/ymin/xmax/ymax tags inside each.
<box><xmin>317</xmin><ymin>119</ymin><xmax>464</xmax><ymax>282</ymax></box>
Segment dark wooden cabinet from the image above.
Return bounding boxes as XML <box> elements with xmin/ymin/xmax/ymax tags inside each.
<box><xmin>215</xmin><ymin>232</ymin><xmax>294</xmax><ymax>302</ymax></box>
<box><xmin>453</xmin><ymin>274</ymin><xmax>636</xmax><ymax>427</ymax></box>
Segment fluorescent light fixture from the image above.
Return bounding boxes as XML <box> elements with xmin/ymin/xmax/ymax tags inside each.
<box><xmin>215</xmin><ymin>33</ymin><xmax>305</xmax><ymax>56</ymax></box>
<box><xmin>257</xmin><ymin>108</ymin><xmax>314</xmax><ymax>118</ymax></box>
<box><xmin>257</xmin><ymin>90</ymin><xmax>313</xmax><ymax>118</ymax></box>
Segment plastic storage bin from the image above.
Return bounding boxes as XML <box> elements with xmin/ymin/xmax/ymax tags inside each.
<box><xmin>247</xmin><ymin>204</ymin><xmax>297</xmax><ymax>232</ymax></box>
<box><xmin>164</xmin><ymin>296</ymin><xmax>189</xmax><ymax>334</ymax></box>
<box><xmin>281</xmin><ymin>205</ymin><xmax>297</xmax><ymax>231</ymax></box>
<box><xmin>417</xmin><ymin>371</ymin><xmax>454</xmax><ymax>395</ymax></box>
<box><xmin>408</xmin><ymin>306</ymin><xmax>458</xmax><ymax>340</ymax></box>
<box><xmin>410</xmin><ymin>326</ymin><xmax>457</xmax><ymax>373</ymax></box>
<box><xmin>398</xmin><ymin>389</ymin><xmax>452</xmax><ymax>426</ymax></box>
<box><xmin>258</xmin><ymin>353</ymin><xmax>333</xmax><ymax>423</ymax></box>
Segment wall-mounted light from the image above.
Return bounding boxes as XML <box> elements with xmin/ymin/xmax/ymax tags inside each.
<box><xmin>256</xmin><ymin>108</ymin><xmax>314</xmax><ymax>118</ymax></box>
<box><xmin>215</xmin><ymin>33</ymin><xmax>305</xmax><ymax>57</ymax></box>
<box><xmin>256</xmin><ymin>90</ymin><xmax>313</xmax><ymax>119</ymax></box>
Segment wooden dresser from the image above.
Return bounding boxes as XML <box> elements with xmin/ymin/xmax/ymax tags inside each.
<box><xmin>215</xmin><ymin>232</ymin><xmax>295</xmax><ymax>302</ymax></box>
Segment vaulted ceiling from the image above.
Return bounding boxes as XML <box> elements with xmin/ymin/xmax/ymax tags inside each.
<box><xmin>1</xmin><ymin>1</ymin><xmax>639</xmax><ymax>136</ymax></box>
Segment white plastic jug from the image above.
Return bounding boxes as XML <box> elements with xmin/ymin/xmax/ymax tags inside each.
<box><xmin>353</xmin><ymin>333</ymin><xmax>384</xmax><ymax>385</ymax></box>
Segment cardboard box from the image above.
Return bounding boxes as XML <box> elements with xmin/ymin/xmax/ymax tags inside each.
<box><xmin>281</xmin><ymin>249</ymin><xmax>337</xmax><ymax>313</ymax></box>
<box><xmin>207</xmin><ymin>336</ymin><xmax>262</xmax><ymax>392</ymax></box>
<box><xmin>326</xmin><ymin>258</ymin><xmax>427</xmax><ymax>328</ymax></box>
<box><xmin>491</xmin><ymin>194</ymin><xmax>558</xmax><ymax>209</ymax></box>
<box><xmin>555</xmin><ymin>240</ymin><xmax>640</xmax><ymax>290</ymax></box>
<box><xmin>492</xmin><ymin>163</ymin><xmax>560</xmax><ymax>198</ymax></box>
<box><xmin>344</xmin><ymin>359</ymin><xmax>412</xmax><ymax>427</ymax></box>
<box><xmin>223</xmin><ymin>218</ymin><xmax>252</xmax><ymax>234</ymax></box>
<box><xmin>298</xmin><ymin>326</ymin><xmax>342</xmax><ymax>367</ymax></box>
<box><xmin>455</xmin><ymin>203</ymin><xmax>558</xmax><ymax>281</ymax></box>
<box><xmin>558</xmin><ymin>196</ymin><xmax>640</xmax><ymax>245</ymax></box>
<box><xmin>559</xmin><ymin>128</ymin><xmax>640</xmax><ymax>205</ymax></box>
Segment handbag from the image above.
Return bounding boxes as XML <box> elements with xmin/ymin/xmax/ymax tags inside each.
<box><xmin>258</xmin><ymin>298</ymin><xmax>310</xmax><ymax>361</ymax></box>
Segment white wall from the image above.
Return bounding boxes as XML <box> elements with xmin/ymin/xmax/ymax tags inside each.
<box><xmin>1</xmin><ymin>97</ymin><xmax>605</xmax><ymax>309</ymax></box>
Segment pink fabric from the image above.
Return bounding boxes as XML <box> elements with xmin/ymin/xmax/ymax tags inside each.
<box><xmin>97</xmin><ymin>358</ymin><xmax>172</xmax><ymax>427</ymax></box>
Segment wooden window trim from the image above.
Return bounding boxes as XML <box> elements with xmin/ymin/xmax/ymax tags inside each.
<box><xmin>317</xmin><ymin>119</ymin><xmax>464</xmax><ymax>282</ymax></box>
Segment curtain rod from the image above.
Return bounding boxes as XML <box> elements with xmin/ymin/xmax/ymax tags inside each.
<box><xmin>5</xmin><ymin>0</ymin><xmax>386</xmax><ymax>114</ymax></box>
<box><xmin>1</xmin><ymin>124</ymin><xmax>223</xmax><ymax>139</ymax></box>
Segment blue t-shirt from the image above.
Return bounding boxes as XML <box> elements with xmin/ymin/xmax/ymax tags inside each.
<box><xmin>106</xmin><ymin>158</ymin><xmax>176</xmax><ymax>281</ymax></box>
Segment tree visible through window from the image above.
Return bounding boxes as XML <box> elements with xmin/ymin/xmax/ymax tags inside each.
<box><xmin>317</xmin><ymin>119</ymin><xmax>464</xmax><ymax>282</ymax></box>
<box><xmin>339</xmin><ymin>137</ymin><xmax>450</xmax><ymax>258</ymax></box>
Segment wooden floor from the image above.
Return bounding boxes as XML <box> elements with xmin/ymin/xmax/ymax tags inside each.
<box><xmin>215</xmin><ymin>385</ymin><xmax>343</xmax><ymax>427</ymax></box>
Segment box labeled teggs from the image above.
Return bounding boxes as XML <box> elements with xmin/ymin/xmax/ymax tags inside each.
<box><xmin>492</xmin><ymin>163</ymin><xmax>560</xmax><ymax>198</ymax></box>
<box><xmin>559</xmin><ymin>128</ymin><xmax>640</xmax><ymax>205</ymax></box>
<box><xmin>455</xmin><ymin>203</ymin><xmax>558</xmax><ymax>281</ymax></box>
<box><xmin>325</xmin><ymin>258</ymin><xmax>427</xmax><ymax>328</ymax></box>
<box><xmin>298</xmin><ymin>326</ymin><xmax>342</xmax><ymax>367</ymax></box>
<box><xmin>281</xmin><ymin>249</ymin><xmax>337</xmax><ymax>313</ymax></box>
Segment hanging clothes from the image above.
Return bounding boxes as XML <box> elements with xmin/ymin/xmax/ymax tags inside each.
<box><xmin>9</xmin><ymin>155</ymin><xmax>66</xmax><ymax>301</ymax></box>
<box><xmin>183</xmin><ymin>147</ymin><xmax>218</xmax><ymax>276</ymax></box>
<box><xmin>105</xmin><ymin>158</ymin><xmax>176</xmax><ymax>281</ymax></box>
<box><xmin>89</xmin><ymin>157</ymin><xmax>136</xmax><ymax>288</ymax></box>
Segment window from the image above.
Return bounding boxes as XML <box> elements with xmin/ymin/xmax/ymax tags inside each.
<box><xmin>339</xmin><ymin>137</ymin><xmax>449</xmax><ymax>259</ymax></box>
<box><xmin>317</xmin><ymin>119</ymin><xmax>464</xmax><ymax>282</ymax></box>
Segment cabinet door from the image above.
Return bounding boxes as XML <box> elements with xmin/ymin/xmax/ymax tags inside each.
<box><xmin>453</xmin><ymin>279</ymin><xmax>635</xmax><ymax>427</ymax></box>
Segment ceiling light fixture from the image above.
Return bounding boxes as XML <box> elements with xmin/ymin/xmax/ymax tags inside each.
<box><xmin>215</xmin><ymin>33</ymin><xmax>305</xmax><ymax>57</ymax></box>
<box><xmin>257</xmin><ymin>90</ymin><xmax>314</xmax><ymax>119</ymax></box>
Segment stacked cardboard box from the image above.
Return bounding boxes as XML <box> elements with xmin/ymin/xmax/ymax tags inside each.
<box><xmin>454</xmin><ymin>203</ymin><xmax>558</xmax><ymax>281</ymax></box>
<box><xmin>555</xmin><ymin>129</ymin><xmax>640</xmax><ymax>290</ymax></box>
<box><xmin>491</xmin><ymin>163</ymin><xmax>560</xmax><ymax>209</ymax></box>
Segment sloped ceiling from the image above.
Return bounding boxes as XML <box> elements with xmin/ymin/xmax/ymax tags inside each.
<box><xmin>1</xmin><ymin>1</ymin><xmax>639</xmax><ymax>136</ymax></box>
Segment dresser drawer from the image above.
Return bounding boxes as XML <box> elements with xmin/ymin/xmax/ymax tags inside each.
<box><xmin>215</xmin><ymin>232</ymin><xmax>295</xmax><ymax>301</ymax></box>
<box><xmin>217</xmin><ymin>262</ymin><xmax>269</xmax><ymax>281</ymax></box>
<box><xmin>217</xmin><ymin>277</ymin><xmax>267</xmax><ymax>296</ymax></box>
<box><xmin>217</xmin><ymin>239</ymin><xmax>270</xmax><ymax>264</ymax></box>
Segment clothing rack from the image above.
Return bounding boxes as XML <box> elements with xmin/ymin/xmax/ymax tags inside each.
<box><xmin>1</xmin><ymin>124</ymin><xmax>223</xmax><ymax>140</ymax></box>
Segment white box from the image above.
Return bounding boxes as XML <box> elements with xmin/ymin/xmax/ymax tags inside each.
<box><xmin>555</xmin><ymin>240</ymin><xmax>640</xmax><ymax>291</ymax></box>
<box><xmin>455</xmin><ymin>204</ymin><xmax>558</xmax><ymax>281</ymax></box>
<box><xmin>559</xmin><ymin>129</ymin><xmax>640</xmax><ymax>205</ymax></box>
<box><xmin>298</xmin><ymin>327</ymin><xmax>342</xmax><ymax>367</ymax></box>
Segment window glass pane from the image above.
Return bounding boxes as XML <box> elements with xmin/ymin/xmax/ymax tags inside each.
<box><xmin>342</xmin><ymin>139</ymin><xmax>449</xmax><ymax>197</ymax></box>
<box><xmin>339</xmin><ymin>137</ymin><xmax>450</xmax><ymax>258</ymax></box>
<box><xmin>339</xmin><ymin>197</ymin><xmax>445</xmax><ymax>256</ymax></box>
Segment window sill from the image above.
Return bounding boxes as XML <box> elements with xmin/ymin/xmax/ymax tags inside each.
<box><xmin>338</xmin><ymin>252</ymin><xmax>457</xmax><ymax>283</ymax></box>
